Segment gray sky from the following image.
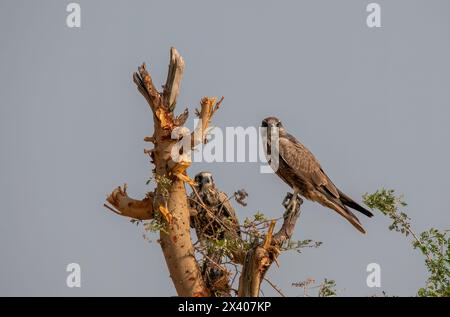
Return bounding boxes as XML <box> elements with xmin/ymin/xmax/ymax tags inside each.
<box><xmin>1</xmin><ymin>0</ymin><xmax>449</xmax><ymax>296</ymax></box>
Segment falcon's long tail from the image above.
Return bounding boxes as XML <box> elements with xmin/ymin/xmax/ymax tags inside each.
<box><xmin>333</xmin><ymin>204</ymin><xmax>367</xmax><ymax>234</ymax></box>
<box><xmin>318</xmin><ymin>194</ymin><xmax>367</xmax><ymax>234</ymax></box>
<box><xmin>338</xmin><ymin>190</ymin><xmax>374</xmax><ymax>218</ymax></box>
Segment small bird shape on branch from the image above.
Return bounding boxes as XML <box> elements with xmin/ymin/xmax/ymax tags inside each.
<box><xmin>189</xmin><ymin>171</ymin><xmax>242</xmax><ymax>296</ymax></box>
<box><xmin>261</xmin><ymin>117</ymin><xmax>373</xmax><ymax>234</ymax></box>
<box><xmin>189</xmin><ymin>172</ymin><xmax>241</xmax><ymax>242</ymax></box>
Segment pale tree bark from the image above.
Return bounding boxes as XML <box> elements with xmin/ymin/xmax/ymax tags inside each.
<box><xmin>105</xmin><ymin>184</ymin><xmax>153</xmax><ymax>220</ymax></box>
<box><xmin>105</xmin><ymin>48</ymin><xmax>221</xmax><ymax>297</ymax></box>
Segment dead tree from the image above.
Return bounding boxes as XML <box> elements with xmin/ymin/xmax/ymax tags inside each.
<box><xmin>105</xmin><ymin>48</ymin><xmax>303</xmax><ymax>297</ymax></box>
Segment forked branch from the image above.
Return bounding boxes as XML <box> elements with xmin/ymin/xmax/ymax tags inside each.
<box><xmin>238</xmin><ymin>193</ymin><xmax>303</xmax><ymax>297</ymax></box>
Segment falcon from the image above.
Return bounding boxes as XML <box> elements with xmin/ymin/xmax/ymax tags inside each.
<box><xmin>189</xmin><ymin>171</ymin><xmax>242</xmax><ymax>296</ymax></box>
<box><xmin>189</xmin><ymin>171</ymin><xmax>241</xmax><ymax>242</ymax></box>
<box><xmin>261</xmin><ymin>117</ymin><xmax>373</xmax><ymax>234</ymax></box>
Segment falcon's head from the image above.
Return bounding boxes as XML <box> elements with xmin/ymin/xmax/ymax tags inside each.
<box><xmin>261</xmin><ymin>116</ymin><xmax>286</xmax><ymax>137</ymax></box>
<box><xmin>261</xmin><ymin>116</ymin><xmax>283</xmax><ymax>128</ymax></box>
<box><xmin>194</xmin><ymin>171</ymin><xmax>216</xmax><ymax>191</ymax></box>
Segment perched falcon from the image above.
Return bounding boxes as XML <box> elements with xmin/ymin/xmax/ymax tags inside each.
<box><xmin>261</xmin><ymin>117</ymin><xmax>373</xmax><ymax>234</ymax></box>
<box><xmin>189</xmin><ymin>171</ymin><xmax>242</xmax><ymax>296</ymax></box>
<box><xmin>189</xmin><ymin>171</ymin><xmax>241</xmax><ymax>242</ymax></box>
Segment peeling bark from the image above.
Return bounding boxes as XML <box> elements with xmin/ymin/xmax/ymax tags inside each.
<box><xmin>105</xmin><ymin>184</ymin><xmax>153</xmax><ymax>220</ymax></box>
<box><xmin>106</xmin><ymin>47</ymin><xmax>221</xmax><ymax>297</ymax></box>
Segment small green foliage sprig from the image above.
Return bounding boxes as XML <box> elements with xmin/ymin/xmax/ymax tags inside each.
<box><xmin>282</xmin><ymin>239</ymin><xmax>323</xmax><ymax>253</ymax></box>
<box><xmin>292</xmin><ymin>278</ymin><xmax>337</xmax><ymax>297</ymax></box>
<box><xmin>146</xmin><ymin>172</ymin><xmax>172</xmax><ymax>199</ymax></box>
<box><xmin>363</xmin><ymin>188</ymin><xmax>450</xmax><ymax>297</ymax></box>
<box><xmin>318</xmin><ymin>279</ymin><xmax>337</xmax><ymax>297</ymax></box>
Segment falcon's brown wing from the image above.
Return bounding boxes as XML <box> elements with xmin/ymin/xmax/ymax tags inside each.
<box><xmin>278</xmin><ymin>134</ymin><xmax>339</xmax><ymax>198</ymax></box>
<box><xmin>278</xmin><ymin>133</ymin><xmax>372</xmax><ymax>234</ymax></box>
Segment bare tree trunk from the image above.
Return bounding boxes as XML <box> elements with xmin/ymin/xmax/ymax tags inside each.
<box><xmin>105</xmin><ymin>48</ymin><xmax>221</xmax><ymax>296</ymax></box>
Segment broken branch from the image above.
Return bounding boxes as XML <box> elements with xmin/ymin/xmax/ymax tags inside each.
<box><xmin>163</xmin><ymin>47</ymin><xmax>185</xmax><ymax>111</ymax></box>
<box><xmin>105</xmin><ymin>184</ymin><xmax>154</xmax><ymax>220</ymax></box>
<box><xmin>133</xmin><ymin>63</ymin><xmax>162</xmax><ymax>112</ymax></box>
<box><xmin>238</xmin><ymin>194</ymin><xmax>303</xmax><ymax>297</ymax></box>
<box><xmin>190</xmin><ymin>96</ymin><xmax>224</xmax><ymax>149</ymax></box>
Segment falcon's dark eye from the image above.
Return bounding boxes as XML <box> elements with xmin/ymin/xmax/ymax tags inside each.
<box><xmin>261</xmin><ymin>121</ymin><xmax>268</xmax><ymax>128</ymax></box>
<box><xmin>276</xmin><ymin>121</ymin><xmax>281</xmax><ymax>127</ymax></box>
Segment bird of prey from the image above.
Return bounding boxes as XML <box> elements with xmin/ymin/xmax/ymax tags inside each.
<box><xmin>261</xmin><ymin>117</ymin><xmax>373</xmax><ymax>234</ymax></box>
<box><xmin>189</xmin><ymin>171</ymin><xmax>242</xmax><ymax>296</ymax></box>
<box><xmin>189</xmin><ymin>171</ymin><xmax>241</xmax><ymax>242</ymax></box>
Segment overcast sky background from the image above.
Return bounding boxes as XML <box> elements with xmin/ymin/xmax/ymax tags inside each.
<box><xmin>1</xmin><ymin>0</ymin><xmax>449</xmax><ymax>296</ymax></box>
